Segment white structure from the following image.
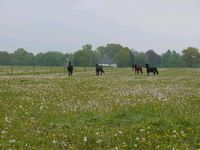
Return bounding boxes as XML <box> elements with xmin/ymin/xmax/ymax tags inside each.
<box><xmin>99</xmin><ymin>63</ymin><xmax>117</xmax><ymax>67</ymax></box>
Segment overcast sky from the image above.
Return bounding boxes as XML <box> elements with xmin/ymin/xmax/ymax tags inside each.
<box><xmin>0</xmin><ymin>0</ymin><xmax>200</xmax><ymax>54</ymax></box>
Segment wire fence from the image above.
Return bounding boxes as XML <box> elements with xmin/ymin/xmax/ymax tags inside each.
<box><xmin>0</xmin><ymin>66</ymin><xmax>96</xmax><ymax>75</ymax></box>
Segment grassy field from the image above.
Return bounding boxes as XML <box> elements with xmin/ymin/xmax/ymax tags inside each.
<box><xmin>0</xmin><ymin>67</ymin><xmax>200</xmax><ymax>149</ymax></box>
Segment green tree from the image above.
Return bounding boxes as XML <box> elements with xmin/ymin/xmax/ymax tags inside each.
<box><xmin>97</xmin><ymin>44</ymin><xmax>123</xmax><ymax>57</ymax></box>
<box><xmin>73</xmin><ymin>44</ymin><xmax>94</xmax><ymax>66</ymax></box>
<box><xmin>65</xmin><ymin>53</ymin><xmax>73</xmax><ymax>63</ymax></box>
<box><xmin>35</xmin><ymin>53</ymin><xmax>44</xmax><ymax>66</ymax></box>
<box><xmin>82</xmin><ymin>44</ymin><xmax>92</xmax><ymax>51</ymax></box>
<box><xmin>160</xmin><ymin>50</ymin><xmax>171</xmax><ymax>67</ymax></box>
<box><xmin>36</xmin><ymin>51</ymin><xmax>65</xmax><ymax>66</ymax></box>
<box><xmin>146</xmin><ymin>50</ymin><xmax>161</xmax><ymax>66</ymax></box>
<box><xmin>0</xmin><ymin>51</ymin><xmax>11</xmax><ymax>65</ymax></box>
<box><xmin>97</xmin><ymin>43</ymin><xmax>133</xmax><ymax>66</ymax></box>
<box><xmin>132</xmin><ymin>51</ymin><xmax>149</xmax><ymax>66</ymax></box>
<box><xmin>114</xmin><ymin>48</ymin><xmax>132</xmax><ymax>67</ymax></box>
<box><xmin>161</xmin><ymin>50</ymin><xmax>183</xmax><ymax>67</ymax></box>
<box><xmin>11</xmin><ymin>48</ymin><xmax>35</xmax><ymax>66</ymax></box>
<box><xmin>182</xmin><ymin>47</ymin><xmax>200</xmax><ymax>67</ymax></box>
<box><xmin>92</xmin><ymin>50</ymin><xmax>101</xmax><ymax>64</ymax></box>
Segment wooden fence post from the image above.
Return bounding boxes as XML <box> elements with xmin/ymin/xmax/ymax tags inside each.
<box><xmin>33</xmin><ymin>66</ymin><xmax>36</xmax><ymax>74</ymax></box>
<box><xmin>10</xmin><ymin>65</ymin><xmax>13</xmax><ymax>75</ymax></box>
<box><xmin>50</xmin><ymin>66</ymin><xmax>52</xmax><ymax>73</ymax></box>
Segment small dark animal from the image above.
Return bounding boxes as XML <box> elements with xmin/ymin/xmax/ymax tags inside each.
<box><xmin>132</xmin><ymin>64</ymin><xmax>143</xmax><ymax>74</ymax></box>
<box><xmin>145</xmin><ymin>64</ymin><xmax>158</xmax><ymax>75</ymax></box>
<box><xmin>96</xmin><ymin>64</ymin><xmax>105</xmax><ymax>76</ymax></box>
<box><xmin>67</xmin><ymin>62</ymin><xmax>73</xmax><ymax>76</ymax></box>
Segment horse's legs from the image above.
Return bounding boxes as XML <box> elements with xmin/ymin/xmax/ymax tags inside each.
<box><xmin>141</xmin><ymin>69</ymin><xmax>143</xmax><ymax>74</ymax></box>
<box><xmin>156</xmin><ymin>69</ymin><xmax>159</xmax><ymax>75</ymax></box>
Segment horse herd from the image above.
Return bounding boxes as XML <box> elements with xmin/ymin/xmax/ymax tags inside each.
<box><xmin>67</xmin><ymin>62</ymin><xmax>159</xmax><ymax>76</ymax></box>
<box><xmin>132</xmin><ymin>64</ymin><xmax>159</xmax><ymax>75</ymax></box>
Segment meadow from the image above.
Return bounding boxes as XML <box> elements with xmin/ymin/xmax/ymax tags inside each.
<box><xmin>0</xmin><ymin>66</ymin><xmax>200</xmax><ymax>149</ymax></box>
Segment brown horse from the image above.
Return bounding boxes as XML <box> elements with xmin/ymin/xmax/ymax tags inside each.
<box><xmin>132</xmin><ymin>64</ymin><xmax>143</xmax><ymax>74</ymax></box>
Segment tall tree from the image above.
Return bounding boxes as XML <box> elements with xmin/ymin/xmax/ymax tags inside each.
<box><xmin>82</xmin><ymin>44</ymin><xmax>92</xmax><ymax>51</ymax></box>
<box><xmin>97</xmin><ymin>43</ymin><xmax>133</xmax><ymax>66</ymax></box>
<box><xmin>169</xmin><ymin>51</ymin><xmax>183</xmax><ymax>67</ymax></box>
<box><xmin>11</xmin><ymin>48</ymin><xmax>35</xmax><ymax>66</ymax></box>
<box><xmin>146</xmin><ymin>50</ymin><xmax>161</xmax><ymax>66</ymax></box>
<box><xmin>73</xmin><ymin>44</ymin><xmax>94</xmax><ymax>66</ymax></box>
<box><xmin>182</xmin><ymin>47</ymin><xmax>200</xmax><ymax>67</ymax></box>
<box><xmin>97</xmin><ymin>44</ymin><xmax>124</xmax><ymax>59</ymax></box>
<box><xmin>132</xmin><ymin>51</ymin><xmax>149</xmax><ymax>66</ymax></box>
<box><xmin>160</xmin><ymin>50</ymin><xmax>171</xmax><ymax>67</ymax></box>
<box><xmin>114</xmin><ymin>48</ymin><xmax>132</xmax><ymax>67</ymax></box>
<box><xmin>161</xmin><ymin>50</ymin><xmax>183</xmax><ymax>67</ymax></box>
<box><xmin>0</xmin><ymin>51</ymin><xmax>11</xmax><ymax>65</ymax></box>
<box><xmin>36</xmin><ymin>51</ymin><xmax>65</xmax><ymax>66</ymax></box>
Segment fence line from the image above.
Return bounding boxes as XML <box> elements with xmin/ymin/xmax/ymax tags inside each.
<box><xmin>0</xmin><ymin>66</ymin><xmax>96</xmax><ymax>75</ymax></box>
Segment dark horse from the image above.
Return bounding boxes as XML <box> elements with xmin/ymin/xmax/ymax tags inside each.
<box><xmin>67</xmin><ymin>62</ymin><xmax>73</xmax><ymax>76</ymax></box>
<box><xmin>132</xmin><ymin>64</ymin><xmax>143</xmax><ymax>74</ymax></box>
<box><xmin>145</xmin><ymin>64</ymin><xmax>158</xmax><ymax>75</ymax></box>
<box><xmin>96</xmin><ymin>64</ymin><xmax>105</xmax><ymax>76</ymax></box>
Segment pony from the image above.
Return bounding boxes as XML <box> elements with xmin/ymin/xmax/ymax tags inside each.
<box><xmin>67</xmin><ymin>62</ymin><xmax>73</xmax><ymax>76</ymax></box>
<box><xmin>96</xmin><ymin>64</ymin><xmax>105</xmax><ymax>76</ymax></box>
<box><xmin>132</xmin><ymin>64</ymin><xmax>143</xmax><ymax>74</ymax></box>
<box><xmin>145</xmin><ymin>64</ymin><xmax>158</xmax><ymax>75</ymax></box>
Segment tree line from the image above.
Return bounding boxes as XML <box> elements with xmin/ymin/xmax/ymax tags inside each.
<box><xmin>0</xmin><ymin>44</ymin><xmax>200</xmax><ymax>67</ymax></box>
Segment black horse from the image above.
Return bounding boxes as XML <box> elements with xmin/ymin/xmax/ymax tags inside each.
<box><xmin>67</xmin><ymin>62</ymin><xmax>73</xmax><ymax>76</ymax></box>
<box><xmin>145</xmin><ymin>64</ymin><xmax>158</xmax><ymax>75</ymax></box>
<box><xmin>132</xmin><ymin>64</ymin><xmax>143</xmax><ymax>74</ymax></box>
<box><xmin>96</xmin><ymin>64</ymin><xmax>105</xmax><ymax>76</ymax></box>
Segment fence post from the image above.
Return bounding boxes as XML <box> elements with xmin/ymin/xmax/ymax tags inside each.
<box><xmin>50</xmin><ymin>66</ymin><xmax>52</xmax><ymax>73</ymax></box>
<box><xmin>10</xmin><ymin>65</ymin><xmax>13</xmax><ymax>75</ymax></box>
<box><xmin>33</xmin><ymin>66</ymin><xmax>36</xmax><ymax>74</ymax></box>
<box><xmin>64</xmin><ymin>65</ymin><xmax>66</xmax><ymax>73</ymax></box>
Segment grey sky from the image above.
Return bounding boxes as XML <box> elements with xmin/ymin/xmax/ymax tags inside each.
<box><xmin>0</xmin><ymin>0</ymin><xmax>200</xmax><ymax>54</ymax></box>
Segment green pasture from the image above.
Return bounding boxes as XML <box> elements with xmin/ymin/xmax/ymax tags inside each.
<box><xmin>0</xmin><ymin>67</ymin><xmax>200</xmax><ymax>149</ymax></box>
